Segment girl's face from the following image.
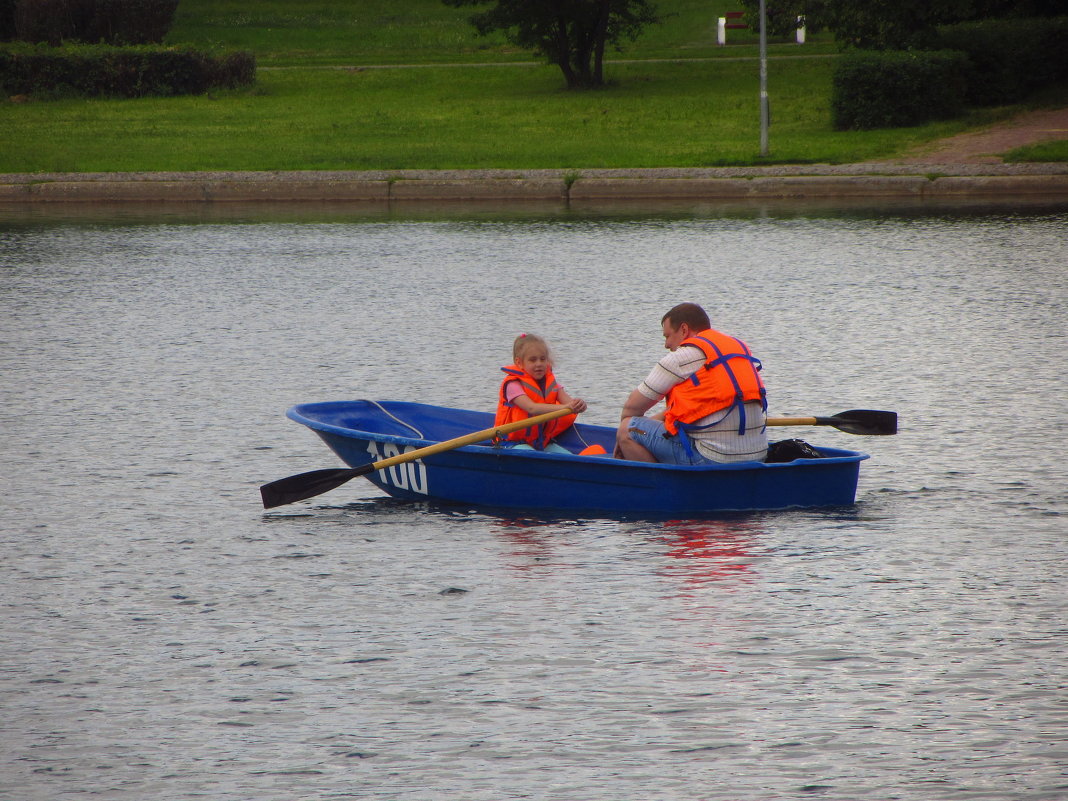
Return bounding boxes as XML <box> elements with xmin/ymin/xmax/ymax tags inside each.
<box><xmin>519</xmin><ymin>345</ymin><xmax>550</xmax><ymax>380</ymax></box>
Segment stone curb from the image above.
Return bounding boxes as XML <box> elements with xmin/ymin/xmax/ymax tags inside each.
<box><xmin>1</xmin><ymin>168</ymin><xmax>1067</xmax><ymax>203</ymax></box>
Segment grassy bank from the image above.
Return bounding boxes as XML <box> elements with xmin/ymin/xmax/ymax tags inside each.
<box><xmin>3</xmin><ymin>60</ymin><xmax>1002</xmax><ymax>172</ymax></box>
<box><xmin>0</xmin><ymin>0</ymin><xmax>1059</xmax><ymax>172</ymax></box>
<box><xmin>1006</xmin><ymin>140</ymin><xmax>1068</xmax><ymax>162</ymax></box>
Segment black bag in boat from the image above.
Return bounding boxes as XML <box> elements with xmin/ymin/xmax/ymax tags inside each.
<box><xmin>765</xmin><ymin>438</ymin><xmax>824</xmax><ymax>463</ymax></box>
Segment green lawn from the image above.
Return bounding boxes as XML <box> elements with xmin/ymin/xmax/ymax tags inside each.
<box><xmin>1005</xmin><ymin>139</ymin><xmax>1068</xmax><ymax>163</ymax></box>
<box><xmin>1</xmin><ymin>0</ymin><xmax>1061</xmax><ymax>172</ymax></box>
<box><xmin>2</xmin><ymin>59</ymin><xmax>1001</xmax><ymax>172</ymax></box>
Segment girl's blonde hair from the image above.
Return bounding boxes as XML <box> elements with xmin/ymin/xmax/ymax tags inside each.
<box><xmin>512</xmin><ymin>333</ymin><xmax>552</xmax><ymax>364</ymax></box>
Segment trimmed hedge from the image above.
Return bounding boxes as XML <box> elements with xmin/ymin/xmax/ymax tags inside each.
<box><xmin>930</xmin><ymin>16</ymin><xmax>1068</xmax><ymax>106</ymax></box>
<box><xmin>832</xmin><ymin>16</ymin><xmax>1068</xmax><ymax>129</ymax></box>
<box><xmin>0</xmin><ymin>43</ymin><xmax>255</xmax><ymax>98</ymax></box>
<box><xmin>832</xmin><ymin>49</ymin><xmax>970</xmax><ymax>130</ymax></box>
<box><xmin>8</xmin><ymin>0</ymin><xmax>178</xmax><ymax>46</ymax></box>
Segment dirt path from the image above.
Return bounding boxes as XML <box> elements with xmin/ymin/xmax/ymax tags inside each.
<box><xmin>890</xmin><ymin>106</ymin><xmax>1068</xmax><ymax>164</ymax></box>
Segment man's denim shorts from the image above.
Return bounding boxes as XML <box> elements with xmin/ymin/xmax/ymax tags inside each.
<box><xmin>624</xmin><ymin>417</ymin><xmax>715</xmax><ymax>466</ymax></box>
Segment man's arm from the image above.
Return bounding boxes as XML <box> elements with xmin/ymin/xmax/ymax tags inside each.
<box><xmin>620</xmin><ymin>388</ymin><xmax>658</xmax><ymax>421</ymax></box>
<box><xmin>621</xmin><ymin>345</ymin><xmax>702</xmax><ymax>422</ymax></box>
<box><xmin>615</xmin><ymin>388</ymin><xmax>663</xmax><ymax>460</ymax></box>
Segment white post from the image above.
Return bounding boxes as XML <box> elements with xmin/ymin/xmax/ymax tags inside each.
<box><xmin>717</xmin><ymin>17</ymin><xmax>726</xmax><ymax>46</ymax></box>
<box><xmin>796</xmin><ymin>17</ymin><xmax>806</xmax><ymax>44</ymax></box>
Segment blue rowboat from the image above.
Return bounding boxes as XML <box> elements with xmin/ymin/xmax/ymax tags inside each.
<box><xmin>282</xmin><ymin>399</ymin><xmax>870</xmax><ymax>514</ymax></box>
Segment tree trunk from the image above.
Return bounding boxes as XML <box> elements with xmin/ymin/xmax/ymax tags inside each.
<box><xmin>574</xmin><ymin>60</ymin><xmax>593</xmax><ymax>87</ymax></box>
<box><xmin>569</xmin><ymin>0</ymin><xmax>608</xmax><ymax>89</ymax></box>
<box><xmin>572</xmin><ymin>44</ymin><xmax>594</xmax><ymax>87</ymax></box>
<box><xmin>552</xmin><ymin>12</ymin><xmax>581</xmax><ymax>88</ymax></box>
<box><xmin>558</xmin><ymin>57</ymin><xmax>580</xmax><ymax>89</ymax></box>
<box><xmin>553</xmin><ymin>2</ymin><xmax>613</xmax><ymax>89</ymax></box>
<box><xmin>592</xmin><ymin>0</ymin><xmax>610</xmax><ymax>86</ymax></box>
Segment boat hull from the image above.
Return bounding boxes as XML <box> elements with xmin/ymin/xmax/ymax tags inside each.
<box><xmin>286</xmin><ymin>400</ymin><xmax>869</xmax><ymax>515</ymax></box>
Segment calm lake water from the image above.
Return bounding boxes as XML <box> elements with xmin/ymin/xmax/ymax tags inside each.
<box><xmin>2</xmin><ymin>197</ymin><xmax>1066</xmax><ymax>801</ymax></box>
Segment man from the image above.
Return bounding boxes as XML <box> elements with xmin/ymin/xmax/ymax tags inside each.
<box><xmin>615</xmin><ymin>302</ymin><xmax>768</xmax><ymax>464</ymax></box>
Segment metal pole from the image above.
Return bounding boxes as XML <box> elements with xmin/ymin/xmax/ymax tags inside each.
<box><xmin>759</xmin><ymin>0</ymin><xmax>769</xmax><ymax>156</ymax></box>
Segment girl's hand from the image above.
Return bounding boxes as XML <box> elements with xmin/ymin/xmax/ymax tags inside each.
<box><xmin>567</xmin><ymin>398</ymin><xmax>587</xmax><ymax>414</ymax></box>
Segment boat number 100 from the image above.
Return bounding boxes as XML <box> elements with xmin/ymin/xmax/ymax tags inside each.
<box><xmin>365</xmin><ymin>442</ymin><xmax>428</xmax><ymax>494</ymax></box>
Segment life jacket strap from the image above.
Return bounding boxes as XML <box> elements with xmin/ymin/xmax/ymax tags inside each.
<box><xmin>697</xmin><ymin>336</ymin><xmax>765</xmax><ymax>434</ymax></box>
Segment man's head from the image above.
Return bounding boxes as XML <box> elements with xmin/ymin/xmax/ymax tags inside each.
<box><xmin>660</xmin><ymin>303</ymin><xmax>710</xmax><ymax>351</ymax></box>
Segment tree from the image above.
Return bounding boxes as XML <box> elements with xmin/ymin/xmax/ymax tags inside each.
<box><xmin>442</xmin><ymin>0</ymin><xmax>661</xmax><ymax>89</ymax></box>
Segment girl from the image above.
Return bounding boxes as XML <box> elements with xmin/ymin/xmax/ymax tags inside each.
<box><xmin>495</xmin><ymin>333</ymin><xmax>588</xmax><ymax>453</ymax></box>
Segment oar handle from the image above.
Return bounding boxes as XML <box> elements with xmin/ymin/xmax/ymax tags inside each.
<box><xmin>368</xmin><ymin>406</ymin><xmax>574</xmax><ymax>471</ymax></box>
<box><xmin>767</xmin><ymin>416</ymin><xmax>820</xmax><ymax>427</ymax></box>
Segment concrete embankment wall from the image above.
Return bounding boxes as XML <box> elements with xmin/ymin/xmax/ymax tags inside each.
<box><xmin>2</xmin><ymin>168</ymin><xmax>1067</xmax><ymax>203</ymax></box>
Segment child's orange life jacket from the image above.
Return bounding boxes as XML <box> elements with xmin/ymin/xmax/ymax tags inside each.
<box><xmin>495</xmin><ymin>364</ymin><xmax>577</xmax><ymax>449</ymax></box>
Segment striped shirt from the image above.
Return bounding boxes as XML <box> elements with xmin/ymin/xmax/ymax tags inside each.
<box><xmin>637</xmin><ymin>345</ymin><xmax>768</xmax><ymax>463</ymax></box>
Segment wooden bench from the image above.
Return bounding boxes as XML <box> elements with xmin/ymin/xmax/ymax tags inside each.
<box><xmin>724</xmin><ymin>11</ymin><xmax>747</xmax><ymax>30</ymax></box>
<box><xmin>717</xmin><ymin>11</ymin><xmax>806</xmax><ymax>45</ymax></box>
<box><xmin>717</xmin><ymin>11</ymin><xmax>747</xmax><ymax>45</ymax></box>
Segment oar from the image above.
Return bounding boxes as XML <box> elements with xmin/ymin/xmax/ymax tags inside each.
<box><xmin>767</xmin><ymin>409</ymin><xmax>897</xmax><ymax>436</ymax></box>
<box><xmin>260</xmin><ymin>407</ymin><xmax>574</xmax><ymax>509</ymax></box>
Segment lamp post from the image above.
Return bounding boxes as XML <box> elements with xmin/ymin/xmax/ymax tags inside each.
<box><xmin>759</xmin><ymin>0</ymin><xmax>769</xmax><ymax>156</ymax></box>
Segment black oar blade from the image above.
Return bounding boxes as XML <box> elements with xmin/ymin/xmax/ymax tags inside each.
<box><xmin>260</xmin><ymin>465</ymin><xmax>373</xmax><ymax>509</ymax></box>
<box><xmin>824</xmin><ymin>409</ymin><xmax>897</xmax><ymax>436</ymax></box>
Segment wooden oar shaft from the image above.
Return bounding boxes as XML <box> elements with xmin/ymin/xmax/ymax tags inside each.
<box><xmin>368</xmin><ymin>407</ymin><xmax>574</xmax><ymax>471</ymax></box>
<box><xmin>767</xmin><ymin>417</ymin><xmax>820</xmax><ymax>427</ymax></box>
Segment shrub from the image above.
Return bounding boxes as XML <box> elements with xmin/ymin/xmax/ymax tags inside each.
<box><xmin>831</xmin><ymin>49</ymin><xmax>970</xmax><ymax>130</ymax></box>
<box><xmin>11</xmin><ymin>0</ymin><xmax>178</xmax><ymax>46</ymax></box>
<box><xmin>930</xmin><ymin>16</ymin><xmax>1068</xmax><ymax>106</ymax></box>
<box><xmin>0</xmin><ymin>43</ymin><xmax>255</xmax><ymax>98</ymax></box>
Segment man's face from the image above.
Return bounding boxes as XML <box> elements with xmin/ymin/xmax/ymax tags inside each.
<box><xmin>662</xmin><ymin>319</ymin><xmax>689</xmax><ymax>352</ymax></box>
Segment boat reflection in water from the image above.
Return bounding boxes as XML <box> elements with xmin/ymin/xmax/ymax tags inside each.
<box><xmin>654</xmin><ymin>518</ymin><xmax>762</xmax><ymax>589</ymax></box>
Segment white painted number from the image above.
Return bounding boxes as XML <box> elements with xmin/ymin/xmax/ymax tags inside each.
<box><xmin>364</xmin><ymin>441</ymin><xmax>428</xmax><ymax>495</ymax></box>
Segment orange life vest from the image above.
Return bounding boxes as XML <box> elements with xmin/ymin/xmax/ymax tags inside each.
<box><xmin>663</xmin><ymin>329</ymin><xmax>767</xmax><ymax>437</ymax></box>
<box><xmin>495</xmin><ymin>364</ymin><xmax>577</xmax><ymax>449</ymax></box>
